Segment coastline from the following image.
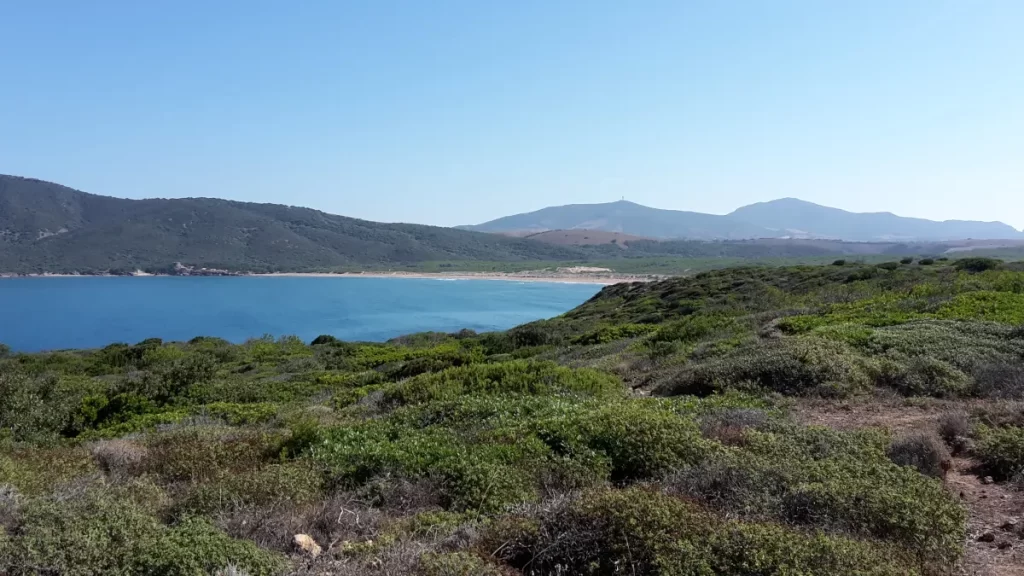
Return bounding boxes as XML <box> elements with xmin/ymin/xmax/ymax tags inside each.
<box><xmin>255</xmin><ymin>271</ymin><xmax>657</xmax><ymax>285</ymax></box>
<box><xmin>0</xmin><ymin>270</ymin><xmax>660</xmax><ymax>285</ymax></box>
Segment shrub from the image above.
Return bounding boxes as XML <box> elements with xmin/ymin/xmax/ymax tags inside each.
<box><xmin>90</xmin><ymin>439</ymin><xmax>148</xmax><ymax>478</ymax></box>
<box><xmin>887</xmin><ymin>432</ymin><xmax>950</xmax><ymax>478</ymax></box>
<box><xmin>572</xmin><ymin>323</ymin><xmax>656</xmax><ymax>345</ymax></box>
<box><xmin>648</xmin><ymin>313</ymin><xmax>738</xmax><ymax>345</ymax></box>
<box><xmin>385</xmin><ymin>360</ymin><xmax>622</xmax><ymax>406</ymax></box>
<box><xmin>877</xmin><ymin>262</ymin><xmax>901</xmax><ymax>271</ymax></box>
<box><xmin>5</xmin><ymin>484</ymin><xmax>286</xmax><ymax>576</ymax></box>
<box><xmin>975</xmin><ymin>425</ymin><xmax>1024</xmax><ymax>480</ymax></box>
<box><xmin>973</xmin><ymin>362</ymin><xmax>1024</xmax><ymax>399</ymax></box>
<box><xmin>954</xmin><ymin>257</ymin><xmax>1002</xmax><ymax>273</ymax></box>
<box><xmin>311</xmin><ymin>334</ymin><xmax>341</xmax><ymax>346</ymax></box>
<box><xmin>873</xmin><ymin>355</ymin><xmax>971</xmax><ymax>398</ymax></box>
<box><xmin>657</xmin><ymin>337</ymin><xmax>873</xmax><ymax>397</ymax></box>
<box><xmin>137</xmin><ymin>516</ymin><xmax>287</xmax><ymax>576</ymax></box>
<box><xmin>919</xmin><ymin>258</ymin><xmax>935</xmax><ymax>265</ymax></box>
<box><xmin>0</xmin><ymin>484</ymin><xmax>20</xmax><ymax>533</ymax></box>
<box><xmin>731</xmin><ymin>425</ymin><xmax>966</xmax><ymax>563</ymax></box>
<box><xmin>832</xmin><ymin>259</ymin><xmax>846</xmax><ymax>266</ymax></box>
<box><xmin>0</xmin><ymin>446</ymin><xmax>96</xmax><ymax>497</ymax></box>
<box><xmin>550</xmin><ymin>401</ymin><xmax>717</xmax><ymax>483</ymax></box>
<box><xmin>697</xmin><ymin>408</ymin><xmax>771</xmax><ymax>446</ymax></box>
<box><xmin>489</xmin><ymin>487</ymin><xmax>921</xmax><ymax>576</ymax></box>
<box><xmin>900</xmin><ymin>257</ymin><xmax>914</xmax><ymax>265</ymax></box>
<box><xmin>936</xmin><ymin>411</ymin><xmax>970</xmax><ymax>446</ymax></box>
<box><xmin>143</xmin><ymin>428</ymin><xmax>279</xmax><ymax>483</ymax></box>
<box><xmin>938</xmin><ymin>291</ymin><xmax>1024</xmax><ymax>324</ymax></box>
<box><xmin>664</xmin><ymin>456</ymin><xmax>790</xmax><ymax>517</ymax></box>
<box><xmin>0</xmin><ymin>372</ymin><xmax>76</xmax><ymax>442</ymax></box>
<box><xmin>178</xmin><ymin>461</ymin><xmax>324</xmax><ymax>515</ymax></box>
<box><xmin>419</xmin><ymin>551</ymin><xmax>504</xmax><ymax>576</ymax></box>
<box><xmin>311</xmin><ymin>421</ymin><xmax>543</xmax><ymax>512</ymax></box>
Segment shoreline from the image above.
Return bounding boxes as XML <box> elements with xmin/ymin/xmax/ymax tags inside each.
<box><xmin>0</xmin><ymin>270</ymin><xmax>660</xmax><ymax>285</ymax></box>
<box><xmin>255</xmin><ymin>271</ymin><xmax>656</xmax><ymax>285</ymax></box>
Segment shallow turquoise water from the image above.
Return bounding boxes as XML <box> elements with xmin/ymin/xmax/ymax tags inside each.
<box><xmin>0</xmin><ymin>277</ymin><xmax>602</xmax><ymax>351</ymax></box>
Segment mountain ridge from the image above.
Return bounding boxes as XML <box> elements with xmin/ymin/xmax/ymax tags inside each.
<box><xmin>465</xmin><ymin>197</ymin><xmax>1023</xmax><ymax>242</ymax></box>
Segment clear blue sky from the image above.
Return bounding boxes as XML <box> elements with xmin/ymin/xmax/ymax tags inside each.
<box><xmin>2</xmin><ymin>1</ymin><xmax>1022</xmax><ymax>228</ymax></box>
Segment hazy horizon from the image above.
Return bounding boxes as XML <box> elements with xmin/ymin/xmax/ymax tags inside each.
<box><xmin>2</xmin><ymin>1</ymin><xmax>1022</xmax><ymax>228</ymax></box>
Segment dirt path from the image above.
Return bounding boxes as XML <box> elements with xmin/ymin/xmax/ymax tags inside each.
<box><xmin>946</xmin><ymin>458</ymin><xmax>1024</xmax><ymax>576</ymax></box>
<box><xmin>793</xmin><ymin>400</ymin><xmax>1024</xmax><ymax>576</ymax></box>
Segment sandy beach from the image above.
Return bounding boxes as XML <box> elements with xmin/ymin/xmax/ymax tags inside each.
<box><xmin>253</xmin><ymin>270</ymin><xmax>659</xmax><ymax>285</ymax></box>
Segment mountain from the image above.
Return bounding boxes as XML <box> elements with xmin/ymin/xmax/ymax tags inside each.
<box><xmin>0</xmin><ymin>175</ymin><xmax>584</xmax><ymax>274</ymax></box>
<box><xmin>728</xmin><ymin>198</ymin><xmax>1024</xmax><ymax>242</ymax></box>
<box><xmin>466</xmin><ymin>198</ymin><xmax>1023</xmax><ymax>242</ymax></box>
<box><xmin>459</xmin><ymin>200</ymin><xmax>779</xmax><ymax>240</ymax></box>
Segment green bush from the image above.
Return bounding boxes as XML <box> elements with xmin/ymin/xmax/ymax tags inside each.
<box><xmin>490</xmin><ymin>487</ymin><xmax>921</xmax><ymax>576</ymax></box>
<box><xmin>310</xmin><ymin>334</ymin><xmax>341</xmax><ymax>346</ymax></box>
<box><xmin>573</xmin><ymin>323</ymin><xmax>657</xmax><ymax>345</ymax></box>
<box><xmin>975</xmin><ymin>425</ymin><xmax>1024</xmax><ymax>480</ymax></box>
<box><xmin>0</xmin><ymin>372</ymin><xmax>76</xmax><ymax>442</ymax></box>
<box><xmin>938</xmin><ymin>291</ymin><xmax>1024</xmax><ymax>324</ymax></box>
<box><xmin>4</xmin><ymin>484</ymin><xmax>285</xmax><ymax>576</ymax></box>
<box><xmin>539</xmin><ymin>401</ymin><xmax>717</xmax><ymax>483</ymax></box>
<box><xmin>311</xmin><ymin>422</ymin><xmax>542</xmax><ymax>512</ymax></box>
<box><xmin>873</xmin><ymin>355</ymin><xmax>971</xmax><ymax>397</ymax></box>
<box><xmin>656</xmin><ymin>337</ymin><xmax>873</xmax><ymax>397</ymax></box>
<box><xmin>954</xmin><ymin>257</ymin><xmax>1002</xmax><ymax>273</ymax></box>
<box><xmin>385</xmin><ymin>360</ymin><xmax>623</xmax><ymax>406</ymax></box>
<box><xmin>419</xmin><ymin>552</ymin><xmax>503</xmax><ymax>576</ymax></box>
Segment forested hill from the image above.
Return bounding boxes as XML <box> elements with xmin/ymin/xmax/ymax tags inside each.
<box><xmin>0</xmin><ymin>175</ymin><xmax>585</xmax><ymax>274</ymax></box>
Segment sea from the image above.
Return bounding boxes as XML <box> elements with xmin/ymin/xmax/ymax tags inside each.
<box><xmin>0</xmin><ymin>276</ymin><xmax>603</xmax><ymax>352</ymax></box>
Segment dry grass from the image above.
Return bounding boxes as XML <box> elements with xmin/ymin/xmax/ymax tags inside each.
<box><xmin>887</xmin><ymin>431</ymin><xmax>951</xmax><ymax>479</ymax></box>
<box><xmin>89</xmin><ymin>439</ymin><xmax>148</xmax><ymax>478</ymax></box>
<box><xmin>0</xmin><ymin>483</ymin><xmax>21</xmax><ymax>531</ymax></box>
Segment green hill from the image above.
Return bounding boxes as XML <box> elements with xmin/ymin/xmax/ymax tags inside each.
<box><xmin>0</xmin><ymin>175</ymin><xmax>584</xmax><ymax>273</ymax></box>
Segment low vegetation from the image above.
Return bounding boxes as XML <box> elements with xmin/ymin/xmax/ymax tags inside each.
<box><xmin>6</xmin><ymin>259</ymin><xmax>1024</xmax><ymax>574</ymax></box>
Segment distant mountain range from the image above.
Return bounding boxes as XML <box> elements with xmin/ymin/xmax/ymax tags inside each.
<box><xmin>462</xmin><ymin>198</ymin><xmax>1023</xmax><ymax>242</ymax></box>
<box><xmin>0</xmin><ymin>175</ymin><xmax>583</xmax><ymax>274</ymax></box>
<box><xmin>3</xmin><ymin>175</ymin><xmax>1022</xmax><ymax>275</ymax></box>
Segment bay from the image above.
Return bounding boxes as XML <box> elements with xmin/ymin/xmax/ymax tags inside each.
<box><xmin>0</xmin><ymin>277</ymin><xmax>602</xmax><ymax>352</ymax></box>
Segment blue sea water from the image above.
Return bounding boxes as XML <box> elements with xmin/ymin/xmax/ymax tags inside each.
<box><xmin>0</xmin><ymin>277</ymin><xmax>602</xmax><ymax>352</ymax></box>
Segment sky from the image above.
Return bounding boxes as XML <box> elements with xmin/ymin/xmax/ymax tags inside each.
<box><xmin>1</xmin><ymin>1</ymin><xmax>1022</xmax><ymax>229</ymax></box>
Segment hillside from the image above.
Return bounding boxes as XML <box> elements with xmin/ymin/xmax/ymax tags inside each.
<box><xmin>730</xmin><ymin>198</ymin><xmax>1024</xmax><ymax>241</ymax></box>
<box><xmin>0</xmin><ymin>175</ymin><xmax>584</xmax><ymax>273</ymax></box>
<box><xmin>520</xmin><ymin>229</ymin><xmax>648</xmax><ymax>246</ymax></box>
<box><xmin>11</xmin><ymin>259</ymin><xmax>1024</xmax><ymax>573</ymax></box>
<box><xmin>460</xmin><ymin>199</ymin><xmax>778</xmax><ymax>240</ymax></box>
<box><xmin>465</xmin><ymin>198</ymin><xmax>1023</xmax><ymax>242</ymax></box>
